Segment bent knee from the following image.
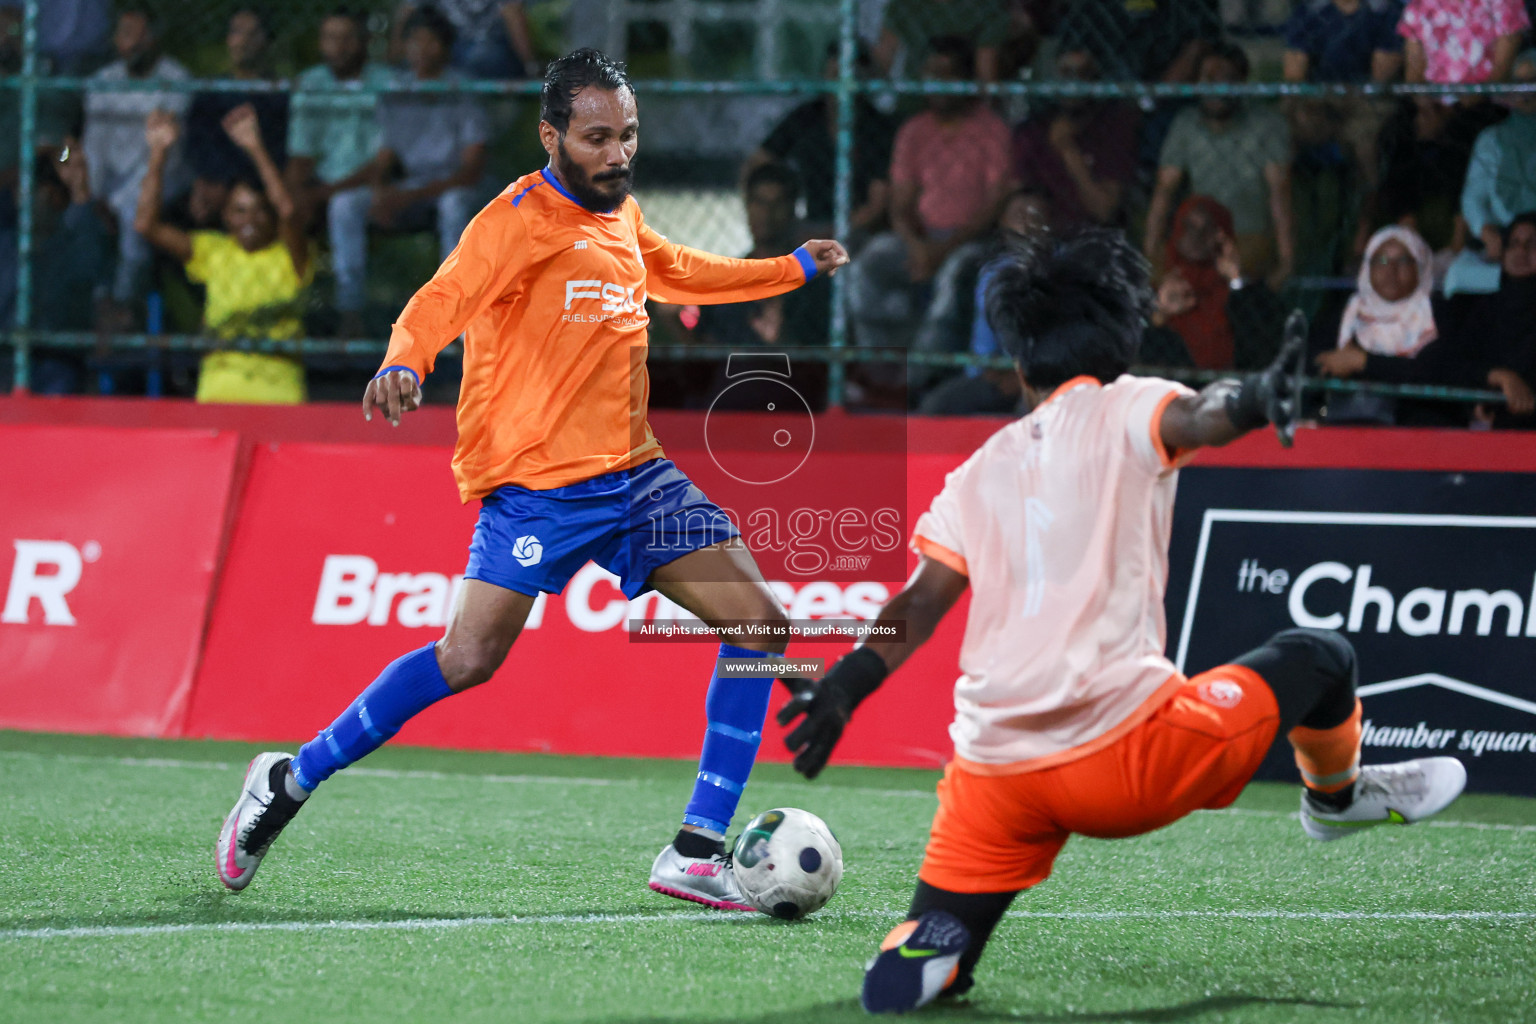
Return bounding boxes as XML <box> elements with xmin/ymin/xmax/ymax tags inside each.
<box><xmin>1268</xmin><ymin>628</ymin><xmax>1357</xmax><ymax>687</ymax></box>
<box><xmin>434</xmin><ymin>640</ymin><xmax>508</xmax><ymax>692</ymax></box>
<box><xmin>742</xmin><ymin>603</ymin><xmax>791</xmax><ymax>655</ymax></box>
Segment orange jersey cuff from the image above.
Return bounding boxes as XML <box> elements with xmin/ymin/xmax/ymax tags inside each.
<box><xmin>914</xmin><ymin>534</ymin><xmax>968</xmax><ymax>576</ymax></box>
<box><xmin>1151</xmin><ymin>389</ymin><xmax>1197</xmax><ymax>469</ymax></box>
<box><xmin>379</xmin><ymin>323</ymin><xmax>433</xmax><ymax>381</ymax></box>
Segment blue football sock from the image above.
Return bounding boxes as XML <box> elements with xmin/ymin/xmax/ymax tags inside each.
<box><xmin>682</xmin><ymin>643</ymin><xmax>776</xmax><ymax>835</ymax></box>
<box><xmin>289</xmin><ymin>643</ymin><xmax>453</xmax><ymax>792</ymax></box>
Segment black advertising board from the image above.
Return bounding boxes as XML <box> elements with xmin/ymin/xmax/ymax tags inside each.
<box><xmin>1167</xmin><ymin>467</ymin><xmax>1536</xmax><ymax>796</ymax></box>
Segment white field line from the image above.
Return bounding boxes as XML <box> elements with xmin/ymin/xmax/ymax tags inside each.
<box><xmin>0</xmin><ymin>748</ymin><xmax>937</xmax><ymax>800</ymax></box>
<box><xmin>5</xmin><ymin>749</ymin><xmax>1536</xmax><ymax>833</ymax></box>
<box><xmin>1193</xmin><ymin>805</ymin><xmax>1536</xmax><ymax>835</ymax></box>
<box><xmin>4</xmin><ymin>908</ymin><xmax>1534</xmax><ymax>943</ymax></box>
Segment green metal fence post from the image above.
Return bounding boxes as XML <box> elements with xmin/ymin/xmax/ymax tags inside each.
<box><xmin>11</xmin><ymin>0</ymin><xmax>38</xmax><ymax>393</ymax></box>
<box><xmin>827</xmin><ymin>0</ymin><xmax>856</xmax><ymax>407</ymax></box>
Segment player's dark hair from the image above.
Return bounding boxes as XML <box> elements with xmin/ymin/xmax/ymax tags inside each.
<box><xmin>403</xmin><ymin>4</ymin><xmax>455</xmax><ymax>49</ymax></box>
<box><xmin>541</xmin><ymin>48</ymin><xmax>634</xmax><ymax>135</ymax></box>
<box><xmin>984</xmin><ymin>227</ymin><xmax>1151</xmax><ymax>390</ymax></box>
<box><xmin>227</xmin><ymin>176</ymin><xmax>276</xmax><ymax>217</ymax></box>
<box><xmin>1204</xmin><ymin>39</ymin><xmax>1250</xmax><ymax>80</ymax></box>
<box><xmin>744</xmin><ymin>161</ymin><xmax>801</xmax><ymax>205</ymax></box>
<box><xmin>33</xmin><ymin>153</ymin><xmax>65</xmax><ymax>198</ymax></box>
<box><xmin>323</xmin><ymin>6</ymin><xmax>368</xmax><ymax>31</ymax></box>
<box><xmin>928</xmin><ymin>35</ymin><xmax>976</xmax><ymax>79</ymax></box>
<box><xmin>230</xmin><ymin>6</ymin><xmax>272</xmax><ymax>41</ymax></box>
<box><xmin>117</xmin><ymin>5</ymin><xmax>163</xmax><ymax>37</ymax></box>
<box><xmin>1503</xmin><ymin>210</ymin><xmax>1536</xmax><ymax>244</ymax></box>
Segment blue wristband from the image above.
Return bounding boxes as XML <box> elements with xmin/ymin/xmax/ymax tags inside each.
<box><xmin>792</xmin><ymin>246</ymin><xmax>818</xmax><ymax>281</ymax></box>
<box><xmin>374</xmin><ymin>365</ymin><xmax>421</xmax><ymax>386</ymax></box>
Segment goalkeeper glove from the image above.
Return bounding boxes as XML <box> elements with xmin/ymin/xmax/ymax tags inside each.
<box><xmin>1224</xmin><ymin>311</ymin><xmax>1308</xmax><ymax>445</ymax></box>
<box><xmin>777</xmin><ymin>647</ymin><xmax>889</xmax><ymax>779</ymax></box>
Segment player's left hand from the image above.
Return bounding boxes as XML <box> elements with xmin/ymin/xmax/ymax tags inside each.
<box><xmin>1225</xmin><ymin>313</ymin><xmax>1306</xmax><ymax>442</ymax></box>
<box><xmin>802</xmin><ymin>239</ymin><xmax>850</xmax><ymax>277</ymax></box>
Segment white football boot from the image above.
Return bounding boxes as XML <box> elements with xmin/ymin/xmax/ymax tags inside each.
<box><xmin>1300</xmin><ymin>757</ymin><xmax>1467</xmax><ymax>841</ymax></box>
<box><xmin>216</xmin><ymin>751</ymin><xmax>305</xmax><ymax>890</ymax></box>
<box><xmin>648</xmin><ymin>843</ymin><xmax>755</xmax><ymax>911</ymax></box>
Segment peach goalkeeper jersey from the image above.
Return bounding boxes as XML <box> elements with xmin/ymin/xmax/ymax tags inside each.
<box><xmin>380</xmin><ymin>167</ymin><xmax>815</xmax><ymax>500</ymax></box>
<box><xmin>911</xmin><ymin>374</ymin><xmax>1197</xmax><ymax>771</ymax></box>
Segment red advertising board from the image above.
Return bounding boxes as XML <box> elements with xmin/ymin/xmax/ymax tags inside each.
<box><xmin>13</xmin><ymin>392</ymin><xmax>1536</xmax><ymax>778</ymax></box>
<box><xmin>0</xmin><ymin>424</ymin><xmax>239</xmax><ymax>735</ymax></box>
<box><xmin>183</xmin><ymin>440</ymin><xmax>966</xmax><ymax>767</ymax></box>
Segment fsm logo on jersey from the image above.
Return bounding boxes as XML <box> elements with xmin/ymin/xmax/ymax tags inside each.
<box><xmin>1169</xmin><ymin>492</ymin><xmax>1536</xmax><ymax>796</ymax></box>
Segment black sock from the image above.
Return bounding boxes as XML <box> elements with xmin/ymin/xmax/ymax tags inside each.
<box><xmin>1306</xmin><ymin>783</ymin><xmax>1355</xmax><ymax>812</ymax></box>
<box><xmin>673</xmin><ymin>828</ymin><xmax>725</xmax><ymax>859</ymax></box>
<box><xmin>241</xmin><ymin>760</ymin><xmax>304</xmax><ymax>853</ymax></box>
<box><xmin>267</xmin><ymin>761</ymin><xmax>302</xmax><ymax>810</ymax></box>
<box><xmin>907</xmin><ymin>880</ymin><xmax>1019</xmax><ymax>996</ymax></box>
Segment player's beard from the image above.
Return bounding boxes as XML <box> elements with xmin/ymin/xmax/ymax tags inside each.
<box><xmin>556</xmin><ymin>141</ymin><xmax>634</xmax><ymax>213</ymax></box>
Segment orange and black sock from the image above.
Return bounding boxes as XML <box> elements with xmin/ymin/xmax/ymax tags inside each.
<box><xmin>906</xmin><ymin>880</ymin><xmax>1018</xmax><ymax>995</ymax></box>
<box><xmin>1289</xmin><ymin>698</ymin><xmax>1363</xmax><ymax>811</ymax></box>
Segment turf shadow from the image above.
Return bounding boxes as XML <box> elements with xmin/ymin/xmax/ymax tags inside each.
<box><xmin>603</xmin><ymin>993</ymin><xmax>1358</xmax><ymax>1024</ymax></box>
<box><xmin>960</xmin><ymin>993</ymin><xmax>1360</xmax><ymax>1022</ymax></box>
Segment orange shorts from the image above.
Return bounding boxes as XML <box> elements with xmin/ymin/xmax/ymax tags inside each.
<box><xmin>919</xmin><ymin>666</ymin><xmax>1280</xmax><ymax>894</ymax></box>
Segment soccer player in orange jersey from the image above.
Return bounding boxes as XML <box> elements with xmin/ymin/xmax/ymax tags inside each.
<box><xmin>776</xmin><ymin>230</ymin><xmax>1468</xmax><ymax>1013</ymax></box>
<box><xmin>216</xmin><ymin>49</ymin><xmax>849</xmax><ymax>908</ymax></box>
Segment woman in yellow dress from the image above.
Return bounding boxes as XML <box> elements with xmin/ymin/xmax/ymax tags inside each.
<box><xmin>135</xmin><ymin>102</ymin><xmax>313</xmax><ymax>403</ymax></box>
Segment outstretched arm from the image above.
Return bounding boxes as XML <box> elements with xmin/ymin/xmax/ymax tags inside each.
<box><xmin>134</xmin><ymin>111</ymin><xmax>193</xmax><ymax>263</ymax></box>
<box><xmin>639</xmin><ymin>221</ymin><xmax>847</xmax><ymax>305</ymax></box>
<box><xmin>1160</xmin><ymin>329</ymin><xmax>1307</xmax><ymax>452</ymax></box>
<box><xmin>778</xmin><ymin>555</ymin><xmax>969</xmax><ymax>778</ymax></box>
<box><xmin>1158</xmin><ymin>382</ymin><xmax>1249</xmax><ymax>451</ymax></box>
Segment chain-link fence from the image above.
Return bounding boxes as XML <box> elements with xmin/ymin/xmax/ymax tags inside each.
<box><xmin>3</xmin><ymin>0</ymin><xmax>1532</xmax><ymax>421</ymax></box>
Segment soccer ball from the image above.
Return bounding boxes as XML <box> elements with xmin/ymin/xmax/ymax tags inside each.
<box><xmin>732</xmin><ymin>807</ymin><xmax>843</xmax><ymax>919</ymax></box>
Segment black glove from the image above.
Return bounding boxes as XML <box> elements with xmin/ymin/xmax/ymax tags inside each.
<box><xmin>777</xmin><ymin>647</ymin><xmax>889</xmax><ymax>779</ymax></box>
<box><xmin>1224</xmin><ymin>310</ymin><xmax>1308</xmax><ymax>446</ymax></box>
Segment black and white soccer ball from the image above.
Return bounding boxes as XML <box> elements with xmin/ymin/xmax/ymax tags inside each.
<box><xmin>732</xmin><ymin>807</ymin><xmax>843</xmax><ymax>919</ymax></box>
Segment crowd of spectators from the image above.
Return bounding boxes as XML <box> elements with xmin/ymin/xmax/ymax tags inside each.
<box><xmin>1</xmin><ymin>3</ymin><xmax>500</xmax><ymax>400</ymax></box>
<box><xmin>805</xmin><ymin>0</ymin><xmax>1536</xmax><ymax>427</ymax></box>
<box><xmin>1</xmin><ymin>0</ymin><xmax>1535</xmax><ymax>429</ymax></box>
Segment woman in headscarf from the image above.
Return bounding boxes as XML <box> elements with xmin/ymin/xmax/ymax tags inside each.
<box><xmin>1146</xmin><ymin>196</ymin><xmax>1237</xmax><ymax>369</ymax></box>
<box><xmin>1319</xmin><ymin>225</ymin><xmax>1439</xmax><ymax>366</ymax></box>
<box><xmin>1317</xmin><ymin>220</ymin><xmax>1536</xmax><ymax>425</ymax></box>
<box><xmin>1315</xmin><ymin>224</ymin><xmax>1455</xmax><ymax>424</ymax></box>
<box><xmin>1453</xmin><ymin>211</ymin><xmax>1536</xmax><ymax>427</ymax></box>
<box><xmin>1142</xmin><ymin>194</ymin><xmax>1285</xmax><ymax>370</ymax></box>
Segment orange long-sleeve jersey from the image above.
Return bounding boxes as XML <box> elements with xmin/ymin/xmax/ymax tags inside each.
<box><xmin>379</xmin><ymin>167</ymin><xmax>817</xmax><ymax>501</ymax></box>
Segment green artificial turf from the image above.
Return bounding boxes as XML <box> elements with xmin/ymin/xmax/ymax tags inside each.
<box><xmin>1</xmin><ymin>730</ymin><xmax>1533</xmax><ymax>1023</ymax></box>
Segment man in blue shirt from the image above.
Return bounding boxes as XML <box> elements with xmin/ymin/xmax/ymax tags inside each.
<box><xmin>1283</xmin><ymin>0</ymin><xmax>1405</xmax><ymax>84</ymax></box>
<box><xmin>1282</xmin><ymin>0</ymin><xmax>1405</xmax><ymax>251</ymax></box>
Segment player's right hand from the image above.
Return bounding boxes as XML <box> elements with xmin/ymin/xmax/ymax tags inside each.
<box><xmin>777</xmin><ymin>647</ymin><xmax>889</xmax><ymax>779</ymax></box>
<box><xmin>802</xmin><ymin>239</ymin><xmax>850</xmax><ymax>277</ymax></box>
<box><xmin>777</xmin><ymin>683</ymin><xmax>849</xmax><ymax>781</ymax></box>
<box><xmin>362</xmin><ymin>369</ymin><xmax>422</xmax><ymax>427</ymax></box>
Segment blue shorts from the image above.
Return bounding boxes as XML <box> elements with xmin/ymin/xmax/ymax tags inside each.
<box><xmin>464</xmin><ymin>458</ymin><xmax>739</xmax><ymax>599</ymax></box>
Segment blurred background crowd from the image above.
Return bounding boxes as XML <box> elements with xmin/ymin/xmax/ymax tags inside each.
<box><xmin>2</xmin><ymin>0</ymin><xmax>1535</xmax><ymax>428</ymax></box>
